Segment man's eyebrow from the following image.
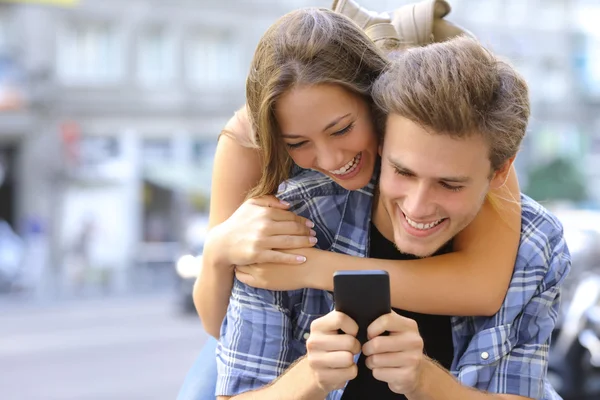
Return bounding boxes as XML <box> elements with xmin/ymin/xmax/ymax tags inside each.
<box><xmin>438</xmin><ymin>175</ymin><xmax>471</xmax><ymax>183</ymax></box>
<box><xmin>388</xmin><ymin>157</ymin><xmax>471</xmax><ymax>183</ymax></box>
<box><xmin>388</xmin><ymin>158</ymin><xmax>416</xmax><ymax>175</ymax></box>
<box><xmin>281</xmin><ymin>113</ymin><xmax>352</xmax><ymax>139</ymax></box>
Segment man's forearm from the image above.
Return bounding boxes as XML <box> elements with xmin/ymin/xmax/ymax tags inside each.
<box><xmin>407</xmin><ymin>358</ymin><xmax>530</xmax><ymax>400</ymax></box>
<box><xmin>227</xmin><ymin>357</ymin><xmax>328</xmax><ymax>400</ymax></box>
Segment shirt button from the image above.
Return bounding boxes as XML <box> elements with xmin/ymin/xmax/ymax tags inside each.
<box><xmin>303</xmin><ymin>332</ymin><xmax>310</xmax><ymax>340</ymax></box>
<box><xmin>481</xmin><ymin>352</ymin><xmax>490</xmax><ymax>360</ymax></box>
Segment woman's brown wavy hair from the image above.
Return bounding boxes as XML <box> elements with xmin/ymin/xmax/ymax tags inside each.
<box><xmin>245</xmin><ymin>8</ymin><xmax>390</xmax><ymax>198</ymax></box>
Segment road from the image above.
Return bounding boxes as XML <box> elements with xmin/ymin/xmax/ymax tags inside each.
<box><xmin>0</xmin><ymin>294</ymin><xmax>208</xmax><ymax>400</ymax></box>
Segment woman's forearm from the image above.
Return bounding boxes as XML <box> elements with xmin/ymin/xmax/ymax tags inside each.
<box><xmin>194</xmin><ymin>228</ymin><xmax>235</xmax><ymax>338</ymax></box>
<box><xmin>308</xmin><ymin>248</ymin><xmax>506</xmax><ymax>317</ymax></box>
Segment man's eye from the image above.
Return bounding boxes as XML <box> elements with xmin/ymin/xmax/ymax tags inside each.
<box><xmin>394</xmin><ymin>169</ymin><xmax>412</xmax><ymax>177</ymax></box>
<box><xmin>440</xmin><ymin>182</ymin><xmax>463</xmax><ymax>192</ymax></box>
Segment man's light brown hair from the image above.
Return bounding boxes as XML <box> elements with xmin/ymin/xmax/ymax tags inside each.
<box><xmin>373</xmin><ymin>36</ymin><xmax>530</xmax><ymax>172</ymax></box>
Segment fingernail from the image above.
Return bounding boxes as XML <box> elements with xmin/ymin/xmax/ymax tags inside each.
<box><xmin>280</xmin><ymin>200</ymin><xmax>290</xmax><ymax>206</ymax></box>
<box><xmin>310</xmin><ymin>229</ymin><xmax>317</xmax><ymax>237</ymax></box>
<box><xmin>296</xmin><ymin>256</ymin><xmax>307</xmax><ymax>263</ymax></box>
<box><xmin>309</xmin><ymin>237</ymin><xmax>318</xmax><ymax>244</ymax></box>
<box><xmin>306</xmin><ymin>220</ymin><xmax>315</xmax><ymax>228</ymax></box>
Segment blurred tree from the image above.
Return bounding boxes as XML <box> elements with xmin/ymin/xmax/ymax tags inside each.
<box><xmin>525</xmin><ymin>158</ymin><xmax>588</xmax><ymax>202</ymax></box>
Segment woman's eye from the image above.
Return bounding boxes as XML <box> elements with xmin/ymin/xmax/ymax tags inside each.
<box><xmin>332</xmin><ymin>122</ymin><xmax>355</xmax><ymax>137</ymax></box>
<box><xmin>286</xmin><ymin>141</ymin><xmax>307</xmax><ymax>149</ymax></box>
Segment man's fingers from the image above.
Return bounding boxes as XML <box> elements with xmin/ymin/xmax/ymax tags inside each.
<box><xmin>364</xmin><ymin>351</ymin><xmax>406</xmax><ymax>369</ymax></box>
<box><xmin>311</xmin><ymin>311</ymin><xmax>359</xmax><ymax>337</ymax></box>
<box><xmin>363</xmin><ymin>334</ymin><xmax>423</xmax><ymax>357</ymax></box>
<box><xmin>308</xmin><ymin>350</ymin><xmax>356</xmax><ymax>369</ymax></box>
<box><xmin>367</xmin><ymin>311</ymin><xmax>416</xmax><ymax>340</ymax></box>
<box><xmin>371</xmin><ymin>367</ymin><xmax>412</xmax><ymax>386</ymax></box>
<box><xmin>307</xmin><ymin>333</ymin><xmax>360</xmax><ymax>354</ymax></box>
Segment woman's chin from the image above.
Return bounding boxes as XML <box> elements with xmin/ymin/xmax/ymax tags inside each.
<box><xmin>331</xmin><ymin>166</ymin><xmax>373</xmax><ymax>191</ymax></box>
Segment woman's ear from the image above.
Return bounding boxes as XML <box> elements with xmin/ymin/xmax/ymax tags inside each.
<box><xmin>490</xmin><ymin>156</ymin><xmax>516</xmax><ymax>189</ymax></box>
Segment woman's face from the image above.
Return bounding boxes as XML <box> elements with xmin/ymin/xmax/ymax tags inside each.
<box><xmin>275</xmin><ymin>83</ymin><xmax>379</xmax><ymax>191</ymax></box>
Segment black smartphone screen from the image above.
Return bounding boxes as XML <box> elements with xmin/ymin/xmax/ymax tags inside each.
<box><xmin>333</xmin><ymin>270</ymin><xmax>391</xmax><ymax>344</ymax></box>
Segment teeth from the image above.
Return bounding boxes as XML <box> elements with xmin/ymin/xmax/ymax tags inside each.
<box><xmin>330</xmin><ymin>153</ymin><xmax>361</xmax><ymax>175</ymax></box>
<box><xmin>405</xmin><ymin>215</ymin><xmax>444</xmax><ymax>230</ymax></box>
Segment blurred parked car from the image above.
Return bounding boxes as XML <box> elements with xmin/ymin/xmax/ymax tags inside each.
<box><xmin>175</xmin><ymin>250</ymin><xmax>202</xmax><ymax>313</ymax></box>
<box><xmin>549</xmin><ymin>275</ymin><xmax>600</xmax><ymax>400</ymax></box>
<box><xmin>0</xmin><ymin>220</ymin><xmax>24</xmax><ymax>292</ymax></box>
<box><xmin>549</xmin><ymin>209</ymin><xmax>600</xmax><ymax>400</ymax></box>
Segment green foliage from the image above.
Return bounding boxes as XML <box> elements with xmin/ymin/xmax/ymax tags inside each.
<box><xmin>525</xmin><ymin>158</ymin><xmax>588</xmax><ymax>202</ymax></box>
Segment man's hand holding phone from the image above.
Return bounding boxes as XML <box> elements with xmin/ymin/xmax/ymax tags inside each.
<box><xmin>306</xmin><ymin>310</ymin><xmax>426</xmax><ymax>396</ymax></box>
<box><xmin>305</xmin><ymin>270</ymin><xmax>427</xmax><ymax>396</ymax></box>
<box><xmin>363</xmin><ymin>311</ymin><xmax>426</xmax><ymax>395</ymax></box>
<box><xmin>306</xmin><ymin>311</ymin><xmax>361</xmax><ymax>392</ymax></box>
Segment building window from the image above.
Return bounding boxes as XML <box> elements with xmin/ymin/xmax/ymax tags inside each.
<box><xmin>186</xmin><ymin>31</ymin><xmax>242</xmax><ymax>89</ymax></box>
<box><xmin>142</xmin><ymin>138</ymin><xmax>172</xmax><ymax>163</ymax></box>
<box><xmin>191</xmin><ymin>139</ymin><xmax>216</xmax><ymax>165</ymax></box>
<box><xmin>137</xmin><ymin>27</ymin><xmax>176</xmax><ymax>87</ymax></box>
<box><xmin>0</xmin><ymin>10</ymin><xmax>9</xmax><ymax>51</ymax></box>
<box><xmin>56</xmin><ymin>22</ymin><xmax>123</xmax><ymax>84</ymax></box>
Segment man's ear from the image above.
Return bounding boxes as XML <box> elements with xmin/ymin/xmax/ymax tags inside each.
<box><xmin>490</xmin><ymin>156</ymin><xmax>516</xmax><ymax>189</ymax></box>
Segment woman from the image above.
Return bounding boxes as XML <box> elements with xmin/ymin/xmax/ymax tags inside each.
<box><xmin>178</xmin><ymin>6</ymin><xmax>521</xmax><ymax>400</ymax></box>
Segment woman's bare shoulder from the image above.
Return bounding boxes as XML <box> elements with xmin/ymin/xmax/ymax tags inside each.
<box><xmin>220</xmin><ymin>105</ymin><xmax>257</xmax><ymax>148</ymax></box>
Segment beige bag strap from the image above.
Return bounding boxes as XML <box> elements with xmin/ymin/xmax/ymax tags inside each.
<box><xmin>331</xmin><ymin>0</ymin><xmax>389</xmax><ymax>29</ymax></box>
<box><xmin>332</xmin><ymin>0</ymin><xmax>474</xmax><ymax>47</ymax></box>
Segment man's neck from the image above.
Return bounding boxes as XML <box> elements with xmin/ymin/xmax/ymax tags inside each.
<box><xmin>372</xmin><ymin>187</ymin><xmax>396</xmax><ymax>243</ymax></box>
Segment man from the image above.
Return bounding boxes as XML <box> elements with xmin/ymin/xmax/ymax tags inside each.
<box><xmin>216</xmin><ymin>37</ymin><xmax>570</xmax><ymax>400</ymax></box>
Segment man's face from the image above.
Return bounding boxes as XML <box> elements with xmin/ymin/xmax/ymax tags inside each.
<box><xmin>376</xmin><ymin>115</ymin><xmax>510</xmax><ymax>257</ymax></box>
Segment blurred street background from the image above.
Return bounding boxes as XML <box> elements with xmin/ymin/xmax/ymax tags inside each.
<box><xmin>0</xmin><ymin>0</ymin><xmax>599</xmax><ymax>399</ymax></box>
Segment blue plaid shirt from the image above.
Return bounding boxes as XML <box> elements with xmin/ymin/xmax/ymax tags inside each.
<box><xmin>216</xmin><ymin>169</ymin><xmax>570</xmax><ymax>399</ymax></box>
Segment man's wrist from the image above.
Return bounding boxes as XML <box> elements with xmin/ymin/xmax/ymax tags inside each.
<box><xmin>264</xmin><ymin>356</ymin><xmax>329</xmax><ymax>400</ymax></box>
<box><xmin>406</xmin><ymin>357</ymin><xmax>438</xmax><ymax>400</ymax></box>
<box><xmin>301</xmin><ymin>355</ymin><xmax>330</xmax><ymax>398</ymax></box>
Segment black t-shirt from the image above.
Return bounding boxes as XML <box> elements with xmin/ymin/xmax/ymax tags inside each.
<box><xmin>340</xmin><ymin>223</ymin><xmax>454</xmax><ymax>400</ymax></box>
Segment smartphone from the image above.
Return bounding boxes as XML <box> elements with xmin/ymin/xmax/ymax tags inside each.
<box><xmin>333</xmin><ymin>270</ymin><xmax>391</xmax><ymax>344</ymax></box>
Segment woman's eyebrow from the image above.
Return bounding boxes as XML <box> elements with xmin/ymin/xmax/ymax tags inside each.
<box><xmin>281</xmin><ymin>113</ymin><xmax>352</xmax><ymax>139</ymax></box>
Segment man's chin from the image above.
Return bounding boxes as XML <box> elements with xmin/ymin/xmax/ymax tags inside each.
<box><xmin>393</xmin><ymin>235</ymin><xmax>449</xmax><ymax>258</ymax></box>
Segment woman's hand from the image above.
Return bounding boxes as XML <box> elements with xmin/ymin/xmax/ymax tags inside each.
<box><xmin>215</xmin><ymin>195</ymin><xmax>317</xmax><ymax>267</ymax></box>
<box><xmin>234</xmin><ymin>259</ymin><xmax>305</xmax><ymax>291</ymax></box>
<box><xmin>234</xmin><ymin>248</ymin><xmax>331</xmax><ymax>291</ymax></box>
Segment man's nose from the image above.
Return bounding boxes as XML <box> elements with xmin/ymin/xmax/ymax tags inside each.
<box><xmin>403</xmin><ymin>182</ymin><xmax>435</xmax><ymax>219</ymax></box>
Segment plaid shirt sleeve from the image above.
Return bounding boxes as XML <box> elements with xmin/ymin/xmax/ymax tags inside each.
<box><xmin>455</xmin><ymin>200</ymin><xmax>570</xmax><ymax>400</ymax></box>
<box><xmin>215</xmin><ymin>278</ymin><xmax>300</xmax><ymax>397</ymax></box>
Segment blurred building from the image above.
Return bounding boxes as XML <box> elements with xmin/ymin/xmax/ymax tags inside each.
<box><xmin>0</xmin><ymin>0</ymin><xmax>308</xmax><ymax>293</ymax></box>
<box><xmin>1</xmin><ymin>0</ymin><xmax>599</xmax><ymax>294</ymax></box>
<box><xmin>448</xmin><ymin>0</ymin><xmax>600</xmax><ymax>201</ymax></box>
